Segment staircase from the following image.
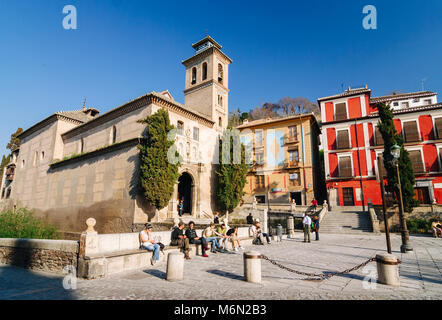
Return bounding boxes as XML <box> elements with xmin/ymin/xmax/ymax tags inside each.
<box><xmin>320</xmin><ymin>208</ymin><xmax>373</xmax><ymax>234</ymax></box>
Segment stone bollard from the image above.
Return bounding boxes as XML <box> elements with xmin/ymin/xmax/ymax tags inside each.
<box><xmin>376</xmin><ymin>253</ymin><xmax>400</xmax><ymax>286</ymax></box>
<box><xmin>243</xmin><ymin>251</ymin><xmax>262</xmax><ymax>283</ymax></box>
<box><xmin>166</xmin><ymin>252</ymin><xmax>184</xmax><ymax>282</ymax></box>
<box><xmin>287</xmin><ymin>216</ymin><xmax>295</xmax><ymax>238</ymax></box>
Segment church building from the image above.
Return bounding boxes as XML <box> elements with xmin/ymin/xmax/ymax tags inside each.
<box><xmin>5</xmin><ymin>36</ymin><xmax>232</xmax><ymax>236</ymax></box>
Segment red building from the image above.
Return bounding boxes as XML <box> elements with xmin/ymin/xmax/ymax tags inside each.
<box><xmin>318</xmin><ymin>87</ymin><xmax>441</xmax><ymax>207</ymax></box>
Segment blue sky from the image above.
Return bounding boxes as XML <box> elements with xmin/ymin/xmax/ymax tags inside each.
<box><xmin>0</xmin><ymin>0</ymin><xmax>441</xmax><ymax>156</ymax></box>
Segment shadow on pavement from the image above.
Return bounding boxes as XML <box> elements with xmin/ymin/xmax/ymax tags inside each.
<box><xmin>0</xmin><ymin>265</ymin><xmax>74</xmax><ymax>300</ymax></box>
<box><xmin>207</xmin><ymin>269</ymin><xmax>243</xmax><ymax>281</ymax></box>
<box><xmin>143</xmin><ymin>269</ymin><xmax>167</xmax><ymax>280</ymax></box>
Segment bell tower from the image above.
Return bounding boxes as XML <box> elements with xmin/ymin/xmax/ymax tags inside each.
<box><xmin>182</xmin><ymin>36</ymin><xmax>232</xmax><ymax>130</ymax></box>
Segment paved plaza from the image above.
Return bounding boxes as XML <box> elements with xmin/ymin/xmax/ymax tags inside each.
<box><xmin>1</xmin><ymin>233</ymin><xmax>441</xmax><ymax>300</ymax></box>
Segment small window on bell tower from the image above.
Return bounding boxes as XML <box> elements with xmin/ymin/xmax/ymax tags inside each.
<box><xmin>202</xmin><ymin>62</ymin><xmax>207</xmax><ymax>80</ymax></box>
<box><xmin>191</xmin><ymin>67</ymin><xmax>197</xmax><ymax>85</ymax></box>
<box><xmin>218</xmin><ymin>64</ymin><xmax>223</xmax><ymax>84</ymax></box>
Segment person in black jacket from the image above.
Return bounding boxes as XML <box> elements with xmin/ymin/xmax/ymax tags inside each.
<box><xmin>246</xmin><ymin>213</ymin><xmax>254</xmax><ymax>224</ymax></box>
<box><xmin>185</xmin><ymin>221</ymin><xmax>209</xmax><ymax>257</ymax></box>
<box><xmin>171</xmin><ymin>221</ymin><xmax>191</xmax><ymax>259</ymax></box>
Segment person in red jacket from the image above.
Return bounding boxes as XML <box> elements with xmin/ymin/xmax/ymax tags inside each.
<box><xmin>311</xmin><ymin>198</ymin><xmax>318</xmax><ymax>213</ymax></box>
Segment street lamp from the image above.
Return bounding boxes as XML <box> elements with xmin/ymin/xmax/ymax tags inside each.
<box><xmin>390</xmin><ymin>143</ymin><xmax>413</xmax><ymax>253</ymax></box>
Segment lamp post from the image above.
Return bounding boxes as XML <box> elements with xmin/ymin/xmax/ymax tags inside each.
<box><xmin>390</xmin><ymin>144</ymin><xmax>413</xmax><ymax>253</ymax></box>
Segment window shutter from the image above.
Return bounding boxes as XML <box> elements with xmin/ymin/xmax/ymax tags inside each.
<box><xmin>408</xmin><ymin>150</ymin><xmax>424</xmax><ymax>173</ymax></box>
<box><xmin>337</xmin><ymin>130</ymin><xmax>350</xmax><ymax>149</ymax></box>
<box><xmin>377</xmin><ymin>155</ymin><xmax>386</xmax><ymax>177</ymax></box>
<box><xmin>375</xmin><ymin>126</ymin><xmax>384</xmax><ymax>146</ymax></box>
<box><xmin>435</xmin><ymin>118</ymin><xmax>442</xmax><ymax>140</ymax></box>
<box><xmin>403</xmin><ymin>122</ymin><xmax>420</xmax><ymax>143</ymax></box>
<box><xmin>339</xmin><ymin>156</ymin><xmax>352</xmax><ymax>177</ymax></box>
<box><xmin>335</xmin><ymin>103</ymin><xmax>347</xmax><ymax>121</ymax></box>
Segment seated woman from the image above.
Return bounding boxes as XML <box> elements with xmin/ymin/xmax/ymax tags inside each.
<box><xmin>139</xmin><ymin>223</ymin><xmax>160</xmax><ymax>265</ymax></box>
<box><xmin>432</xmin><ymin>220</ymin><xmax>442</xmax><ymax>238</ymax></box>
<box><xmin>227</xmin><ymin>226</ymin><xmax>244</xmax><ymax>252</ymax></box>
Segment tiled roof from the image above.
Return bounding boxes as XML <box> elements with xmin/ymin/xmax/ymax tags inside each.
<box><xmin>55</xmin><ymin>109</ymin><xmax>97</xmax><ymax>123</ymax></box>
<box><xmin>317</xmin><ymin>88</ymin><xmax>371</xmax><ymax>102</ymax></box>
<box><xmin>370</xmin><ymin>91</ymin><xmax>436</xmax><ymax>103</ymax></box>
<box><xmin>369</xmin><ymin>102</ymin><xmax>442</xmax><ymax>117</ymax></box>
<box><xmin>236</xmin><ymin>113</ymin><xmax>318</xmax><ymax>129</ymax></box>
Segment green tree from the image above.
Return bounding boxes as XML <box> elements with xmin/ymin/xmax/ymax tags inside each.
<box><xmin>6</xmin><ymin>127</ymin><xmax>23</xmax><ymax>151</ymax></box>
<box><xmin>216</xmin><ymin>128</ymin><xmax>249</xmax><ymax>215</ymax></box>
<box><xmin>376</xmin><ymin>102</ymin><xmax>418</xmax><ymax>212</ymax></box>
<box><xmin>137</xmin><ymin>109</ymin><xmax>181</xmax><ymax>215</ymax></box>
<box><xmin>0</xmin><ymin>154</ymin><xmax>11</xmax><ymax>182</ymax></box>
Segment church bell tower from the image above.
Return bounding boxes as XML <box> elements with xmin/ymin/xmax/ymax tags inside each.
<box><xmin>182</xmin><ymin>36</ymin><xmax>232</xmax><ymax>131</ymax></box>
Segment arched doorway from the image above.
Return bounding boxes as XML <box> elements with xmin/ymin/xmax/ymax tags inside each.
<box><xmin>178</xmin><ymin>172</ymin><xmax>193</xmax><ymax>215</ymax></box>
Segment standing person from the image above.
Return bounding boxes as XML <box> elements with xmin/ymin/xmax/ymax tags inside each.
<box><xmin>311</xmin><ymin>197</ymin><xmax>318</xmax><ymax>213</ymax></box>
<box><xmin>203</xmin><ymin>222</ymin><xmax>222</xmax><ymax>253</ymax></box>
<box><xmin>227</xmin><ymin>226</ymin><xmax>244</xmax><ymax>251</ymax></box>
<box><xmin>214</xmin><ymin>211</ymin><xmax>220</xmax><ymax>224</ymax></box>
<box><xmin>178</xmin><ymin>198</ymin><xmax>184</xmax><ymax>217</ymax></box>
<box><xmin>171</xmin><ymin>221</ymin><xmax>191</xmax><ymax>259</ymax></box>
<box><xmin>246</xmin><ymin>213</ymin><xmax>254</xmax><ymax>225</ymax></box>
<box><xmin>139</xmin><ymin>223</ymin><xmax>160</xmax><ymax>265</ymax></box>
<box><xmin>303</xmin><ymin>214</ymin><xmax>312</xmax><ymax>243</ymax></box>
<box><xmin>313</xmin><ymin>216</ymin><xmax>320</xmax><ymax>241</ymax></box>
<box><xmin>185</xmin><ymin>221</ymin><xmax>209</xmax><ymax>257</ymax></box>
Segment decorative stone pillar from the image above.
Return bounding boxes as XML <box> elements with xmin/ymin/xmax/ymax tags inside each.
<box><xmin>376</xmin><ymin>253</ymin><xmax>400</xmax><ymax>286</ymax></box>
<box><xmin>287</xmin><ymin>215</ymin><xmax>295</xmax><ymax>238</ymax></box>
<box><xmin>166</xmin><ymin>252</ymin><xmax>184</xmax><ymax>281</ymax></box>
<box><xmin>79</xmin><ymin>218</ymin><xmax>100</xmax><ymax>257</ymax></box>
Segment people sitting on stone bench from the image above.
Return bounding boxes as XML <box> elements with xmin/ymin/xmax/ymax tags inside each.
<box><xmin>185</xmin><ymin>221</ymin><xmax>209</xmax><ymax>258</ymax></box>
<box><xmin>227</xmin><ymin>226</ymin><xmax>244</xmax><ymax>252</ymax></box>
<box><xmin>432</xmin><ymin>220</ymin><xmax>442</xmax><ymax>238</ymax></box>
<box><xmin>139</xmin><ymin>223</ymin><xmax>160</xmax><ymax>265</ymax></box>
<box><xmin>203</xmin><ymin>222</ymin><xmax>224</xmax><ymax>253</ymax></box>
<box><xmin>249</xmin><ymin>220</ymin><xmax>271</xmax><ymax>245</ymax></box>
<box><xmin>216</xmin><ymin>223</ymin><xmax>229</xmax><ymax>250</ymax></box>
<box><xmin>171</xmin><ymin>221</ymin><xmax>191</xmax><ymax>260</ymax></box>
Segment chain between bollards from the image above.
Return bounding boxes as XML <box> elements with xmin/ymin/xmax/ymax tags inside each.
<box><xmin>260</xmin><ymin>255</ymin><xmax>396</xmax><ymax>281</ymax></box>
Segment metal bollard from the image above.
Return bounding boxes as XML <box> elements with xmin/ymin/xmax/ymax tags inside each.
<box><xmin>376</xmin><ymin>253</ymin><xmax>400</xmax><ymax>286</ymax></box>
<box><xmin>166</xmin><ymin>251</ymin><xmax>184</xmax><ymax>282</ymax></box>
<box><xmin>243</xmin><ymin>251</ymin><xmax>262</xmax><ymax>283</ymax></box>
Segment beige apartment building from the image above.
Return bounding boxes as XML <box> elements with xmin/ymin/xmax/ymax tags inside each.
<box><xmin>2</xmin><ymin>36</ymin><xmax>232</xmax><ymax>235</ymax></box>
<box><xmin>237</xmin><ymin>114</ymin><xmax>322</xmax><ymax>205</ymax></box>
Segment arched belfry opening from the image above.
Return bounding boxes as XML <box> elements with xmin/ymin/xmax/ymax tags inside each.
<box><xmin>178</xmin><ymin>172</ymin><xmax>193</xmax><ymax>214</ymax></box>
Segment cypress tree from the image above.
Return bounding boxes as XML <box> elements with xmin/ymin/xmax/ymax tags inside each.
<box><xmin>216</xmin><ymin>128</ymin><xmax>249</xmax><ymax>215</ymax></box>
<box><xmin>137</xmin><ymin>109</ymin><xmax>181</xmax><ymax>214</ymax></box>
<box><xmin>376</xmin><ymin>102</ymin><xmax>418</xmax><ymax>212</ymax></box>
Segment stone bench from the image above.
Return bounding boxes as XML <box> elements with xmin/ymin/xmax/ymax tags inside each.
<box><xmin>78</xmin><ymin>225</ymin><xmax>255</xmax><ymax>279</ymax></box>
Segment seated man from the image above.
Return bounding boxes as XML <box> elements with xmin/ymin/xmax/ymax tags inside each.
<box><xmin>203</xmin><ymin>222</ymin><xmax>223</xmax><ymax>253</ymax></box>
<box><xmin>227</xmin><ymin>226</ymin><xmax>244</xmax><ymax>252</ymax></box>
<box><xmin>185</xmin><ymin>221</ymin><xmax>208</xmax><ymax>257</ymax></box>
<box><xmin>249</xmin><ymin>221</ymin><xmax>270</xmax><ymax>245</ymax></box>
<box><xmin>139</xmin><ymin>223</ymin><xmax>160</xmax><ymax>265</ymax></box>
<box><xmin>215</xmin><ymin>223</ymin><xmax>229</xmax><ymax>250</ymax></box>
<box><xmin>170</xmin><ymin>221</ymin><xmax>191</xmax><ymax>259</ymax></box>
<box><xmin>432</xmin><ymin>220</ymin><xmax>442</xmax><ymax>238</ymax></box>
<box><xmin>255</xmin><ymin>221</ymin><xmax>271</xmax><ymax>244</ymax></box>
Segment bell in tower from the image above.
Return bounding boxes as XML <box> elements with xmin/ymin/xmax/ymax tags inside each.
<box><xmin>182</xmin><ymin>36</ymin><xmax>232</xmax><ymax>130</ymax></box>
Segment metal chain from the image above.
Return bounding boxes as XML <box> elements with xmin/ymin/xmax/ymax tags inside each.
<box><xmin>261</xmin><ymin>255</ymin><xmax>377</xmax><ymax>281</ymax></box>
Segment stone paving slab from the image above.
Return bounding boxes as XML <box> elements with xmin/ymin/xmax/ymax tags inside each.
<box><xmin>0</xmin><ymin>233</ymin><xmax>441</xmax><ymax>300</ymax></box>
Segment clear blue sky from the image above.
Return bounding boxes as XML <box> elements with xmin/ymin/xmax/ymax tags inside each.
<box><xmin>0</xmin><ymin>0</ymin><xmax>441</xmax><ymax>156</ymax></box>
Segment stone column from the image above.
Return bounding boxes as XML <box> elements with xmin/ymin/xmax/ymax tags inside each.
<box><xmin>78</xmin><ymin>218</ymin><xmax>106</xmax><ymax>279</ymax></box>
<box><xmin>79</xmin><ymin>218</ymin><xmax>100</xmax><ymax>257</ymax></box>
<box><xmin>376</xmin><ymin>253</ymin><xmax>400</xmax><ymax>286</ymax></box>
<box><xmin>166</xmin><ymin>252</ymin><xmax>184</xmax><ymax>281</ymax></box>
<box><xmin>243</xmin><ymin>251</ymin><xmax>261</xmax><ymax>283</ymax></box>
<box><xmin>262</xmin><ymin>208</ymin><xmax>268</xmax><ymax>234</ymax></box>
<box><xmin>287</xmin><ymin>215</ymin><xmax>295</xmax><ymax>238</ymax></box>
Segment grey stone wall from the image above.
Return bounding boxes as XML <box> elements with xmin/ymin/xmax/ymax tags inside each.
<box><xmin>0</xmin><ymin>238</ymin><xmax>79</xmax><ymax>274</ymax></box>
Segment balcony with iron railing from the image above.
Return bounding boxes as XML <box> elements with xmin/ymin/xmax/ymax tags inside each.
<box><xmin>283</xmin><ymin>160</ymin><xmax>300</xmax><ymax>169</ymax></box>
<box><xmin>284</xmin><ymin>134</ymin><xmax>298</xmax><ymax>145</ymax></box>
